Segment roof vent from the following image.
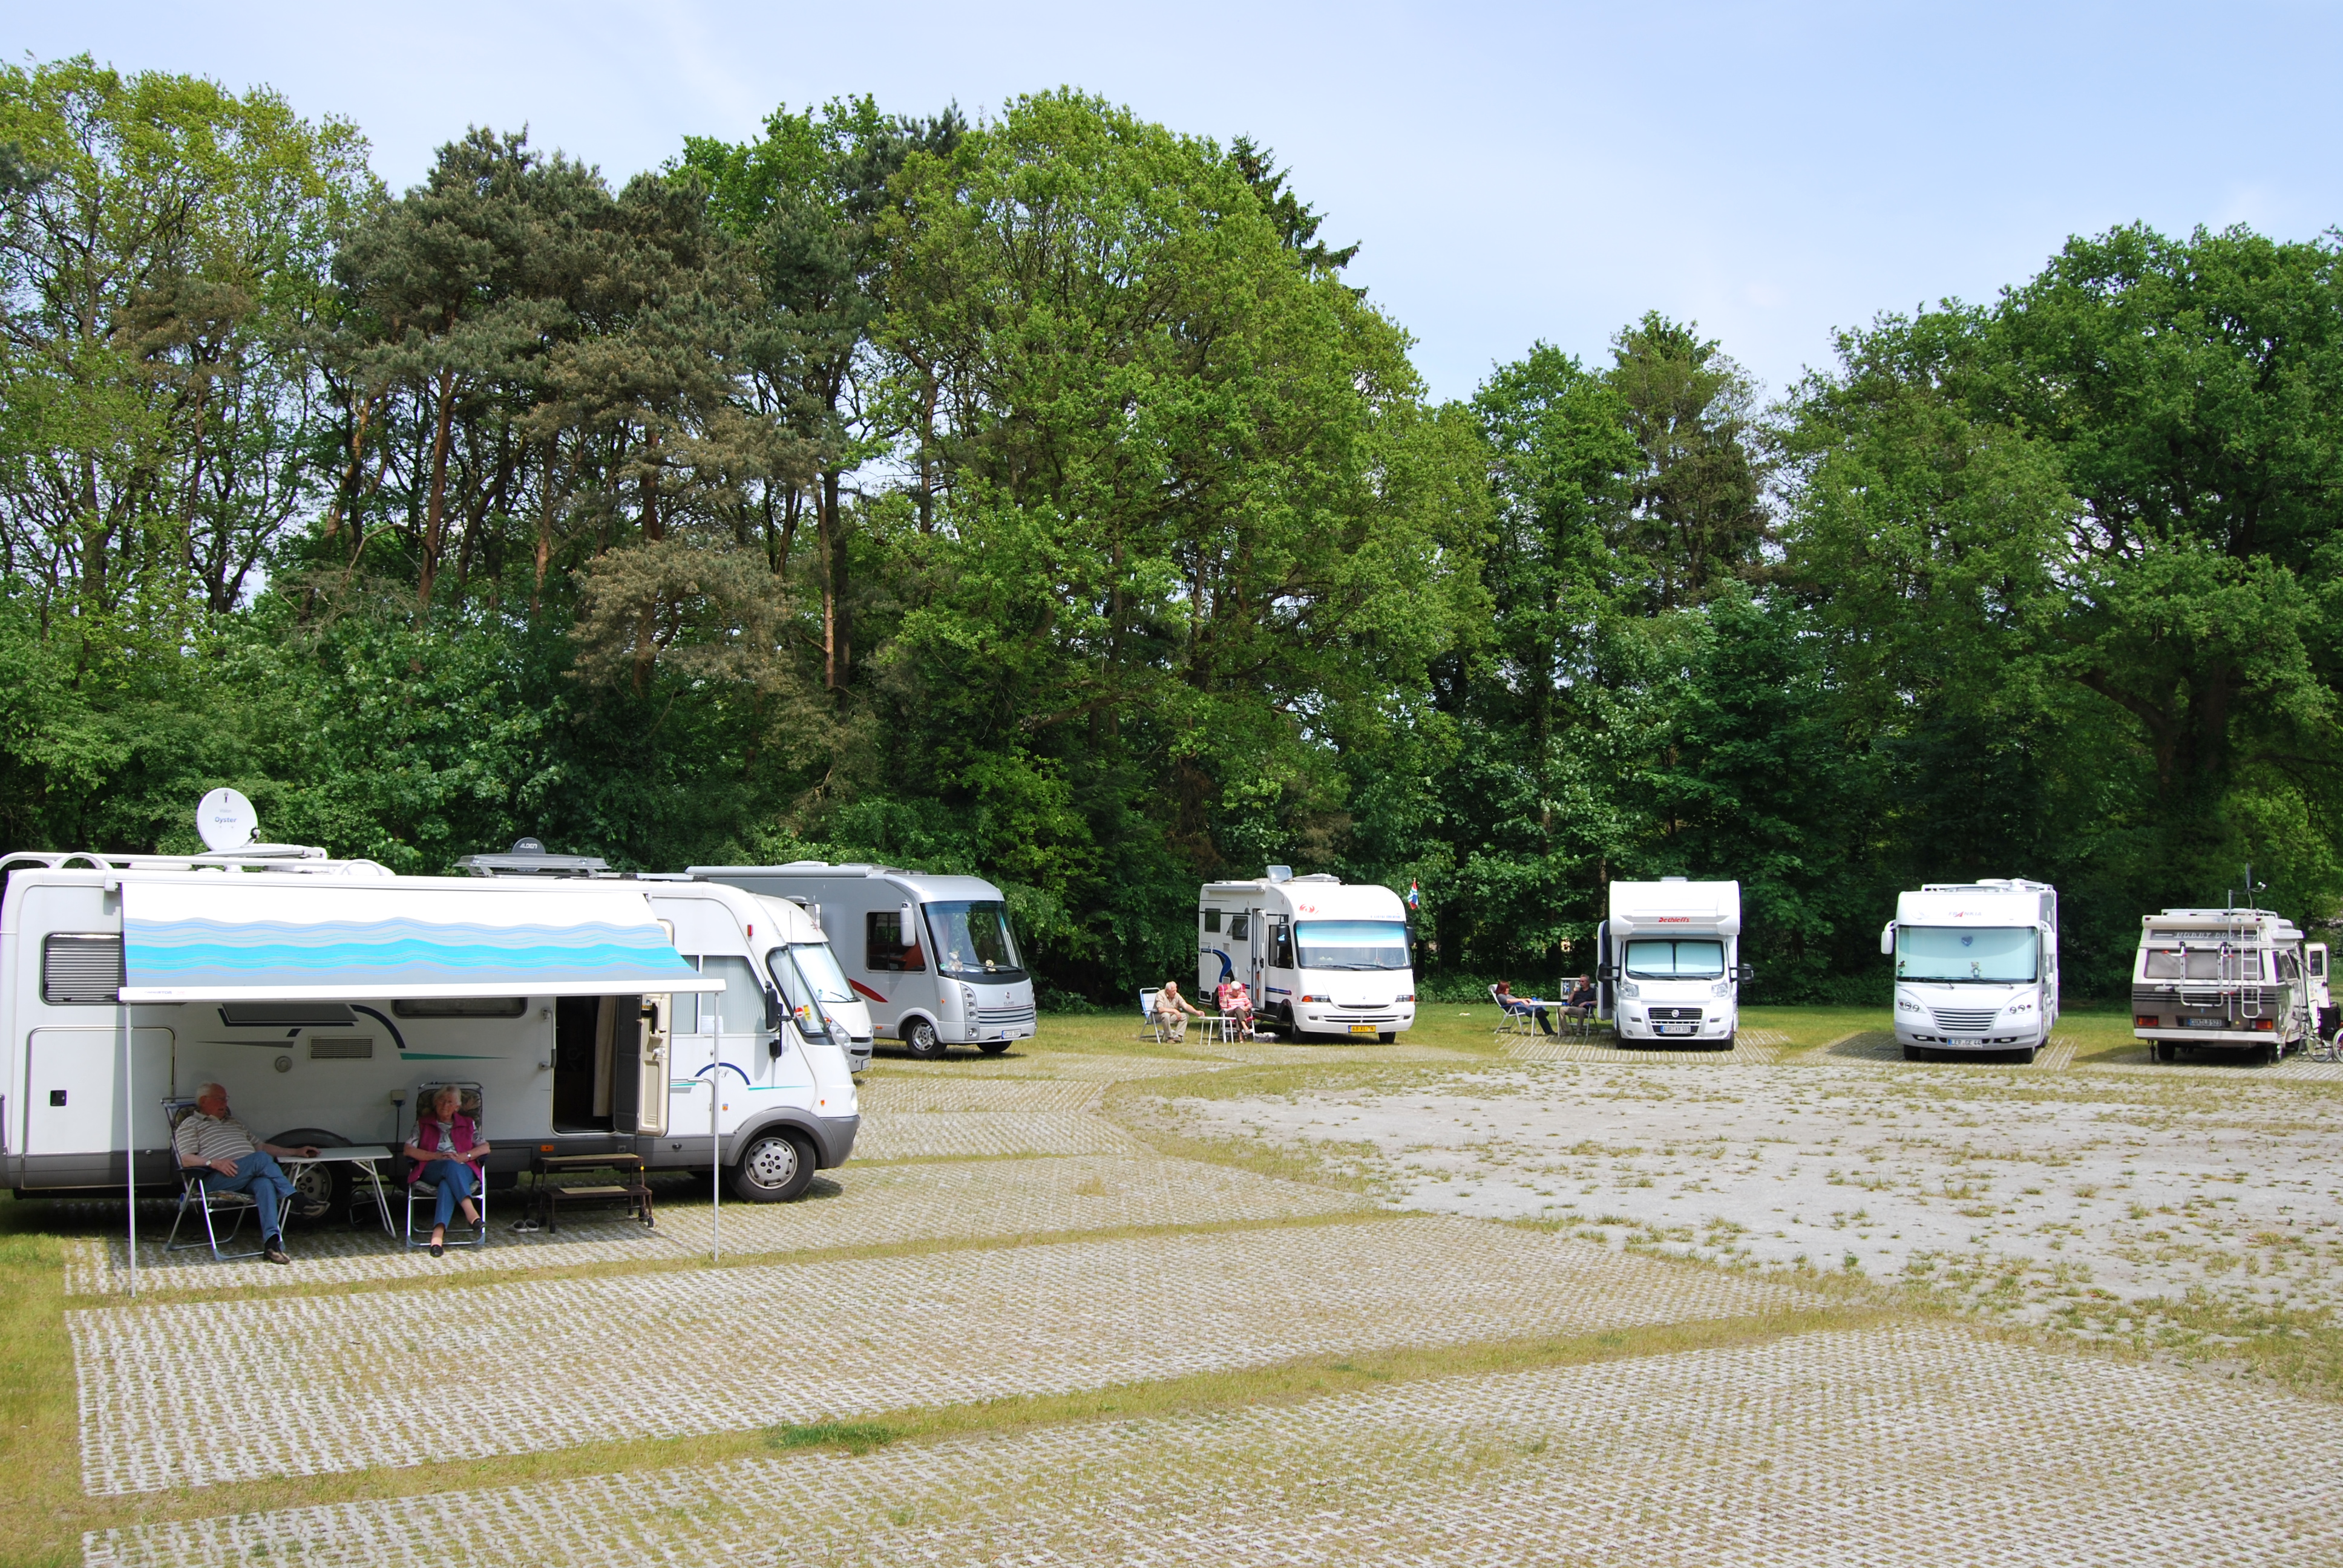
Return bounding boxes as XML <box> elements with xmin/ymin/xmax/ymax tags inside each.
<box><xmin>455</xmin><ymin>838</ymin><xmax>611</xmax><ymax>878</ymax></box>
<box><xmin>1660</xmin><ymin>875</ymin><xmax>1688</xmax><ymax>883</ymax></box>
<box><xmin>1265</xmin><ymin>864</ymin><xmax>1293</xmax><ymax>883</ymax></box>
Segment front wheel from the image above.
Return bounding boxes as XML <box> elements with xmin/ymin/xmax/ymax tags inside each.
<box><xmin>902</xmin><ymin>1018</ymin><xmax>948</xmax><ymax>1060</ymax></box>
<box><xmin>978</xmin><ymin>1039</ymin><xmax>1012</xmax><ymax>1056</ymax></box>
<box><xmin>729</xmin><ymin>1129</ymin><xmax>817</xmax><ymax>1203</ymax></box>
<box><xmin>1720</xmin><ymin>1034</ymin><xmax>1738</xmax><ymax>1053</ymax></box>
<box><xmin>1902</xmin><ymin>1044</ymin><xmax>1927</xmax><ymax>1062</ymax></box>
<box><xmin>2017</xmin><ymin>1046</ymin><xmax>2038</xmax><ymax>1066</ymax></box>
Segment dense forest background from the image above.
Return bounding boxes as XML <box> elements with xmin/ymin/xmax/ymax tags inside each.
<box><xmin>2</xmin><ymin>58</ymin><xmax>2338</xmax><ymax>1003</ymax></box>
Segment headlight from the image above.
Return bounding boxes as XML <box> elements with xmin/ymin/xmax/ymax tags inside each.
<box><xmin>1897</xmin><ymin>998</ymin><xmax>1924</xmax><ymax>1013</ymax></box>
<box><xmin>960</xmin><ymin>983</ymin><xmax>977</xmax><ymax>1010</ymax></box>
<box><xmin>1711</xmin><ymin>981</ymin><xmax>1731</xmax><ymax>998</ymax></box>
<box><xmin>1616</xmin><ymin>982</ymin><xmax>1639</xmax><ymax>999</ymax></box>
<box><xmin>2004</xmin><ymin>1001</ymin><xmax>2035</xmax><ymax>1015</ymax></box>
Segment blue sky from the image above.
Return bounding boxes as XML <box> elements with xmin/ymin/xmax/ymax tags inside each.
<box><xmin>25</xmin><ymin>1</ymin><xmax>2342</xmax><ymax>403</ymax></box>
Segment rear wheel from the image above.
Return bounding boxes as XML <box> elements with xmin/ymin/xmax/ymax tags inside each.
<box><xmin>729</xmin><ymin>1129</ymin><xmax>816</xmax><ymax>1203</ymax></box>
<box><xmin>902</xmin><ymin>1018</ymin><xmax>947</xmax><ymax>1060</ymax></box>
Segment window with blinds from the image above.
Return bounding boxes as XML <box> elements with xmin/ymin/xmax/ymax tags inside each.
<box><xmin>42</xmin><ymin>934</ymin><xmax>123</xmax><ymax>1005</ymax></box>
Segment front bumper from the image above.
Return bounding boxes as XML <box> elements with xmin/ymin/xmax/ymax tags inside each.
<box><xmin>1895</xmin><ymin>1025</ymin><xmax>2043</xmax><ymax>1050</ymax></box>
<box><xmin>1294</xmin><ymin>1006</ymin><xmax>1416</xmax><ymax>1034</ymax></box>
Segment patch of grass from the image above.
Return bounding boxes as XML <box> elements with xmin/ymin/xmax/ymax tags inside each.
<box><xmin>768</xmin><ymin>1420</ymin><xmax>897</xmax><ymax>1455</ymax></box>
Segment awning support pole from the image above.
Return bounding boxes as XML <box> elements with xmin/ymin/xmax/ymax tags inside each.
<box><xmin>120</xmin><ymin>1000</ymin><xmax>136</xmax><ymax>1299</ymax></box>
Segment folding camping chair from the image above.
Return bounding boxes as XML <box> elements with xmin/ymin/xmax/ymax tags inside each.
<box><xmin>404</xmin><ymin>1081</ymin><xmax>490</xmax><ymax>1248</ymax></box>
<box><xmin>162</xmin><ymin>1097</ymin><xmax>292</xmax><ymax>1261</ymax></box>
<box><xmin>1489</xmin><ymin>985</ymin><xmax>1536</xmax><ymax>1041</ymax></box>
<box><xmin>1139</xmin><ymin>988</ymin><xmax>1168</xmax><ymax>1044</ymax></box>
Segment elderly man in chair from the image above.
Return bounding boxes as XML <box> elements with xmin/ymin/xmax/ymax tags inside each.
<box><xmin>173</xmin><ymin>1081</ymin><xmax>320</xmax><ymax>1265</ymax></box>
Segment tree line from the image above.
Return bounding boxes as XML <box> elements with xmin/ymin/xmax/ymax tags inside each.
<box><xmin>2</xmin><ymin>56</ymin><xmax>2337</xmax><ymax>1002</ymax></box>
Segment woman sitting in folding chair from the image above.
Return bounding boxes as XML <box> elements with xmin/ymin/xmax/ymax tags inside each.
<box><xmin>404</xmin><ymin>1085</ymin><xmax>491</xmax><ymax>1257</ymax></box>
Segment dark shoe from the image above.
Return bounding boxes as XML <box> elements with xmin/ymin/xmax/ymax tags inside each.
<box><xmin>429</xmin><ymin>1240</ymin><xmax>445</xmax><ymax>1258</ymax></box>
<box><xmin>264</xmin><ymin>1244</ymin><xmax>291</xmax><ymax>1266</ymax></box>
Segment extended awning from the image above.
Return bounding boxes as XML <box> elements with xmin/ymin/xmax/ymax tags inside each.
<box><xmin>120</xmin><ymin>877</ymin><xmax>721</xmax><ymax>1001</ymax></box>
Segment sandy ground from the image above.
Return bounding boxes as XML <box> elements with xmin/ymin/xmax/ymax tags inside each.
<box><xmin>1176</xmin><ymin>1059</ymin><xmax>2343</xmax><ymax>1330</ymax></box>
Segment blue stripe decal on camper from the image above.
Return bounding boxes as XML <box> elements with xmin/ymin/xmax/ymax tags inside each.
<box><xmin>125</xmin><ymin>917</ymin><xmax>698</xmax><ymax>991</ymax></box>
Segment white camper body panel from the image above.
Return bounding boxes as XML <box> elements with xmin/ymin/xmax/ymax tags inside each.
<box><xmin>1601</xmin><ymin>880</ymin><xmax>1743</xmax><ymax>1046</ymax></box>
<box><xmin>2131</xmin><ymin>908</ymin><xmax>2322</xmax><ymax>1060</ymax></box>
<box><xmin>0</xmin><ymin>860</ymin><xmax>861</xmax><ymax>1195</ymax></box>
<box><xmin>688</xmin><ymin>865</ymin><xmax>1038</xmax><ymax>1053</ymax></box>
<box><xmin>1883</xmin><ymin>880</ymin><xmax>2059</xmax><ymax>1056</ymax></box>
<box><xmin>1198</xmin><ymin>876</ymin><xmax>1417</xmax><ymax>1040</ymax></box>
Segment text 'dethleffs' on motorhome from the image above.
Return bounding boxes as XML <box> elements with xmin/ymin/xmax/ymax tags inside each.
<box><xmin>1</xmin><ymin>814</ymin><xmax>863</xmax><ymax>1209</ymax></box>
<box><xmin>687</xmin><ymin>864</ymin><xmax>1037</xmax><ymax>1061</ymax></box>
<box><xmin>2130</xmin><ymin>907</ymin><xmax>2332</xmax><ymax>1065</ymax></box>
<box><xmin>1596</xmin><ymin>879</ymin><xmax>1748</xmax><ymax>1049</ymax></box>
<box><xmin>1879</xmin><ymin>880</ymin><xmax>2060</xmax><ymax>1063</ymax></box>
<box><xmin>1198</xmin><ymin>869</ymin><xmax>1417</xmax><ymax>1040</ymax></box>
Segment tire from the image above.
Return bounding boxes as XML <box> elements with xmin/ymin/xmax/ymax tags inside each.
<box><xmin>1377</xmin><ymin>1031</ymin><xmax>1395</xmax><ymax>1044</ymax></box>
<box><xmin>2152</xmin><ymin>1042</ymin><xmax>2174</xmax><ymax>1063</ymax></box>
<box><xmin>1901</xmin><ymin>1045</ymin><xmax>1927</xmax><ymax>1062</ymax></box>
<box><xmin>1719</xmin><ymin>1034</ymin><xmax>1738</xmax><ymax>1053</ymax></box>
<box><xmin>978</xmin><ymin>1039</ymin><xmax>1012</xmax><ymax>1055</ymax></box>
<box><xmin>902</xmin><ymin>1018</ymin><xmax>947</xmax><ymax>1060</ymax></box>
<box><xmin>728</xmin><ymin>1129</ymin><xmax>817</xmax><ymax>1203</ymax></box>
<box><xmin>2018</xmin><ymin>1046</ymin><xmax>2038</xmax><ymax>1066</ymax></box>
<box><xmin>270</xmin><ymin>1129</ymin><xmax>350</xmax><ymax>1223</ymax></box>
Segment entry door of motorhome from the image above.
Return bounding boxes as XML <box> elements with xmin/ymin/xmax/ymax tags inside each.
<box><xmin>613</xmin><ymin>995</ymin><xmax>670</xmax><ymax>1136</ymax></box>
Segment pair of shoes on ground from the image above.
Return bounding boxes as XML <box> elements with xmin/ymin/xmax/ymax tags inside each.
<box><xmin>263</xmin><ymin>1243</ymin><xmax>290</xmax><ymax>1266</ymax></box>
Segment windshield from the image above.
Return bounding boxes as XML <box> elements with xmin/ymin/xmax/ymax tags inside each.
<box><xmin>1294</xmin><ymin>920</ymin><xmax>1411</xmax><ymax>971</ymax></box>
<box><xmin>767</xmin><ymin>947</ymin><xmax>848</xmax><ymax>1042</ymax></box>
<box><xmin>1623</xmin><ymin>939</ymin><xmax>1725</xmax><ymax>979</ymax></box>
<box><xmin>1898</xmin><ymin>926</ymin><xmax>2037</xmax><ymax>983</ymax></box>
<box><xmin>925</xmin><ymin>901</ymin><xmax>1025</xmax><ymax>980</ymax></box>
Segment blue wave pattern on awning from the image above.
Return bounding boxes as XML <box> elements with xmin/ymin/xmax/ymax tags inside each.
<box><xmin>126</xmin><ymin>917</ymin><xmax>701</xmax><ymax>990</ymax></box>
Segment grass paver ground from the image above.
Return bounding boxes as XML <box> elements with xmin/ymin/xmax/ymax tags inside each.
<box><xmin>87</xmin><ymin>1325</ymin><xmax>2343</xmax><ymax>1567</ymax></box>
<box><xmin>73</xmin><ymin>1215</ymin><xmax>1797</xmax><ymax>1495</ymax></box>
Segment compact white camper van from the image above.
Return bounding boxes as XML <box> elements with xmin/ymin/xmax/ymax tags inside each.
<box><xmin>1197</xmin><ymin>869</ymin><xmax>1417</xmax><ymax>1040</ymax></box>
<box><xmin>1596</xmin><ymin>879</ymin><xmax>1747</xmax><ymax>1048</ymax></box>
<box><xmin>689</xmin><ymin>864</ymin><xmax>1037</xmax><ymax>1060</ymax></box>
<box><xmin>2130</xmin><ymin>907</ymin><xmax>2330</xmax><ymax>1064</ymax></box>
<box><xmin>2</xmin><ymin>817</ymin><xmax>864</xmax><ymax>1209</ymax></box>
<box><xmin>1881</xmin><ymin>880</ymin><xmax>2059</xmax><ymax>1063</ymax></box>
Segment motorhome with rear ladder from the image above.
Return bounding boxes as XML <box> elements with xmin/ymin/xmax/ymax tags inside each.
<box><xmin>2130</xmin><ymin>909</ymin><xmax>2330</xmax><ymax>1065</ymax></box>
<box><xmin>1881</xmin><ymin>880</ymin><xmax>2060</xmax><ymax>1063</ymax></box>
<box><xmin>1</xmin><ymin>810</ymin><xmax>865</xmax><ymax>1212</ymax></box>
<box><xmin>1198</xmin><ymin>870</ymin><xmax>1417</xmax><ymax>1040</ymax></box>
<box><xmin>1596</xmin><ymin>879</ymin><xmax>1748</xmax><ymax>1048</ymax></box>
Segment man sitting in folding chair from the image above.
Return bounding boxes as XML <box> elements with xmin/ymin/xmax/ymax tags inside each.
<box><xmin>172</xmin><ymin>1082</ymin><xmax>318</xmax><ymax>1266</ymax></box>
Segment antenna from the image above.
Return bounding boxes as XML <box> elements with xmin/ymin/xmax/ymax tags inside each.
<box><xmin>195</xmin><ymin>788</ymin><xmax>258</xmax><ymax>852</ymax></box>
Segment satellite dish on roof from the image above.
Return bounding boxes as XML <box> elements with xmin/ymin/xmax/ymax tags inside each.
<box><xmin>196</xmin><ymin>788</ymin><xmax>258</xmax><ymax>852</ymax></box>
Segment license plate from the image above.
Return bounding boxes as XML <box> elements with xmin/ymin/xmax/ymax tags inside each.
<box><xmin>1349</xmin><ymin>1024</ymin><xmax>1378</xmax><ymax>1036</ymax></box>
<box><xmin>1655</xmin><ymin>1025</ymin><xmax>1694</xmax><ymax>1036</ymax></box>
<box><xmin>1946</xmin><ymin>1037</ymin><xmax>1982</xmax><ymax>1047</ymax></box>
<box><xmin>2183</xmin><ymin>1018</ymin><xmax>2226</xmax><ymax>1028</ymax></box>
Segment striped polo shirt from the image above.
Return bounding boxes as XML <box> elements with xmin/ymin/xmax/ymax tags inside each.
<box><xmin>173</xmin><ymin>1112</ymin><xmax>258</xmax><ymax>1165</ymax></box>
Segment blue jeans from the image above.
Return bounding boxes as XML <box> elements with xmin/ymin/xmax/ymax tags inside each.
<box><xmin>203</xmin><ymin>1152</ymin><xmax>293</xmax><ymax>1242</ymax></box>
<box><xmin>422</xmin><ymin>1160</ymin><xmax>479</xmax><ymax>1227</ymax></box>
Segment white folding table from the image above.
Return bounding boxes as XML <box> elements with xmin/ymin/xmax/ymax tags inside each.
<box><xmin>281</xmin><ymin>1145</ymin><xmax>399</xmax><ymax>1235</ymax></box>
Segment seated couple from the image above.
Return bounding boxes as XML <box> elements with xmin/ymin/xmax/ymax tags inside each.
<box><xmin>1495</xmin><ymin>978</ymin><xmax>1597</xmax><ymax>1036</ymax></box>
<box><xmin>1153</xmin><ymin>979</ymin><xmax>1258</xmax><ymax>1042</ymax></box>
<box><xmin>404</xmin><ymin>1086</ymin><xmax>493</xmax><ymax>1257</ymax></box>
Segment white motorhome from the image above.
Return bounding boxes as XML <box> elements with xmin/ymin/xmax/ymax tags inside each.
<box><xmin>1880</xmin><ymin>879</ymin><xmax>2059</xmax><ymax>1063</ymax></box>
<box><xmin>1596</xmin><ymin>878</ymin><xmax>1747</xmax><ymax>1048</ymax></box>
<box><xmin>2130</xmin><ymin>907</ymin><xmax>2330</xmax><ymax>1064</ymax></box>
<box><xmin>2</xmin><ymin>825</ymin><xmax>863</xmax><ymax>1210</ymax></box>
<box><xmin>1198</xmin><ymin>869</ymin><xmax>1417</xmax><ymax>1041</ymax></box>
<box><xmin>689</xmin><ymin>864</ymin><xmax>1037</xmax><ymax>1060</ymax></box>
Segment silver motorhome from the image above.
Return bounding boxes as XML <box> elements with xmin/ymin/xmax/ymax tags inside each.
<box><xmin>2131</xmin><ymin>907</ymin><xmax>2331</xmax><ymax>1064</ymax></box>
<box><xmin>2</xmin><ymin>832</ymin><xmax>862</xmax><ymax>1208</ymax></box>
<box><xmin>690</xmin><ymin>864</ymin><xmax>1038</xmax><ymax>1059</ymax></box>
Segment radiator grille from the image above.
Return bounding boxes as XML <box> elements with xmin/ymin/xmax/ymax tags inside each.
<box><xmin>42</xmin><ymin>935</ymin><xmax>122</xmax><ymax>1005</ymax></box>
<box><xmin>1647</xmin><ymin>1006</ymin><xmax>1705</xmax><ymax>1021</ymax></box>
<box><xmin>976</xmin><ymin>1004</ymin><xmax>1036</xmax><ymax>1027</ymax></box>
<box><xmin>1930</xmin><ymin>1007</ymin><xmax>1999</xmax><ymax>1032</ymax></box>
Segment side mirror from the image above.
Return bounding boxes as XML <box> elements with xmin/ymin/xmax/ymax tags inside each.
<box><xmin>1738</xmin><ymin>964</ymin><xmax>1755</xmax><ymax>983</ymax></box>
<box><xmin>1596</xmin><ymin>964</ymin><xmax>1616</xmax><ymax>982</ymax></box>
<box><xmin>1879</xmin><ymin>922</ymin><xmax>1896</xmax><ymax>956</ymax></box>
<box><xmin>761</xmin><ymin>986</ymin><xmax>784</xmax><ymax>1033</ymax></box>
